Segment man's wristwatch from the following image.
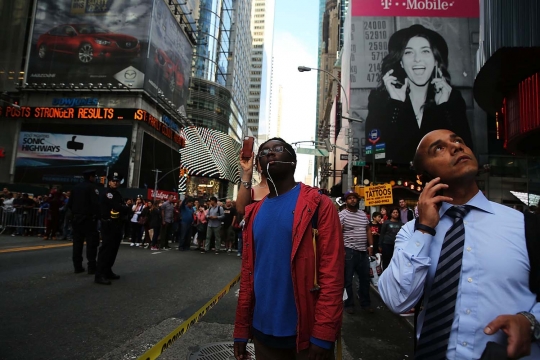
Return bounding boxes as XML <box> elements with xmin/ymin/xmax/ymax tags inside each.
<box><xmin>241</xmin><ymin>179</ymin><xmax>252</xmax><ymax>189</ymax></box>
<box><xmin>518</xmin><ymin>311</ymin><xmax>540</xmax><ymax>341</ymax></box>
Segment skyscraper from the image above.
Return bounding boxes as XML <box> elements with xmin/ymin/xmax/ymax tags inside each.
<box><xmin>248</xmin><ymin>0</ymin><xmax>275</xmax><ymax>143</ymax></box>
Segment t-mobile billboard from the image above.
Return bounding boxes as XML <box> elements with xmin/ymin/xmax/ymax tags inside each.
<box><xmin>15</xmin><ymin>124</ymin><xmax>131</xmax><ymax>185</ymax></box>
<box><xmin>26</xmin><ymin>0</ymin><xmax>192</xmax><ymax>110</ymax></box>
<box><xmin>346</xmin><ymin>0</ymin><xmax>480</xmax><ymax>166</ymax></box>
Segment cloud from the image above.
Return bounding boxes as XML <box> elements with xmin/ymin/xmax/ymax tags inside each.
<box><xmin>271</xmin><ymin>31</ymin><xmax>318</xmax><ymax>182</ymax></box>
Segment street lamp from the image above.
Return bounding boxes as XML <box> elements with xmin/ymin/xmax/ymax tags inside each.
<box><xmin>298</xmin><ymin>65</ymin><xmax>364</xmax><ymax>191</ymax></box>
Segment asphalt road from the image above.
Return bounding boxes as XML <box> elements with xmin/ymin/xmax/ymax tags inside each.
<box><xmin>0</xmin><ymin>235</ymin><xmax>413</xmax><ymax>360</ymax></box>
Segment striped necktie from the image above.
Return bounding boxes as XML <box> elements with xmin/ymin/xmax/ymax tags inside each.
<box><xmin>415</xmin><ymin>205</ymin><xmax>471</xmax><ymax>360</ymax></box>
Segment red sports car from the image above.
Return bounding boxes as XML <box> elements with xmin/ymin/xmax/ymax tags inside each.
<box><xmin>37</xmin><ymin>24</ymin><xmax>140</xmax><ymax>64</ymax></box>
<box><xmin>154</xmin><ymin>48</ymin><xmax>184</xmax><ymax>92</ymax></box>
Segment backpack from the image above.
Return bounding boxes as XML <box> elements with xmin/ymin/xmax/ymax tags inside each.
<box><xmin>413</xmin><ymin>211</ymin><xmax>540</xmax><ymax>349</ymax></box>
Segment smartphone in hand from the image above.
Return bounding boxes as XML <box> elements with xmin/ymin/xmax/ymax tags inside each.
<box><xmin>422</xmin><ymin>171</ymin><xmax>444</xmax><ymax>197</ymax></box>
<box><xmin>241</xmin><ymin>136</ymin><xmax>255</xmax><ymax>160</ymax></box>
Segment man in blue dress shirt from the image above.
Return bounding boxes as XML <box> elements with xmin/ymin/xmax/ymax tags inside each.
<box><xmin>379</xmin><ymin>129</ymin><xmax>540</xmax><ymax>359</ymax></box>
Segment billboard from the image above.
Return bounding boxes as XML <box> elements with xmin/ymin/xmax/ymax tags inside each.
<box><xmin>346</xmin><ymin>0</ymin><xmax>480</xmax><ymax>166</ymax></box>
<box><xmin>15</xmin><ymin>124</ymin><xmax>131</xmax><ymax>185</ymax></box>
<box><xmin>26</xmin><ymin>0</ymin><xmax>192</xmax><ymax>110</ymax></box>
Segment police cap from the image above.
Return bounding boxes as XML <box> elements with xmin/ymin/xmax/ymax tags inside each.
<box><xmin>83</xmin><ymin>169</ymin><xmax>97</xmax><ymax>178</ymax></box>
<box><xmin>107</xmin><ymin>171</ymin><xmax>123</xmax><ymax>182</ymax></box>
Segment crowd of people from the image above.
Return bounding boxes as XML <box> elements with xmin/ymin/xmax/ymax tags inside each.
<box><xmin>0</xmin><ymin>187</ymin><xmax>72</xmax><ymax>239</ymax></box>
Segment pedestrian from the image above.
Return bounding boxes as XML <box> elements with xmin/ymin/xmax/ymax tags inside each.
<box><xmin>369</xmin><ymin>211</ymin><xmax>382</xmax><ymax>254</ymax></box>
<box><xmin>379</xmin><ymin>207</ymin><xmax>403</xmax><ymax>270</ymax></box>
<box><xmin>124</xmin><ymin>198</ymin><xmax>133</xmax><ymax>240</ymax></box>
<box><xmin>221</xmin><ymin>199</ymin><xmax>237</xmax><ymax>253</ymax></box>
<box><xmin>67</xmin><ymin>169</ymin><xmax>100</xmax><ymax>274</ymax></box>
<box><xmin>195</xmin><ymin>205</ymin><xmax>207</xmax><ymax>251</ymax></box>
<box><xmin>234</xmin><ymin>137</ymin><xmax>344</xmax><ymax>359</ymax></box>
<box><xmin>61</xmin><ymin>191</ymin><xmax>72</xmax><ymax>240</ymax></box>
<box><xmin>130</xmin><ymin>195</ymin><xmax>145</xmax><ymax>247</ymax></box>
<box><xmin>379</xmin><ymin>129</ymin><xmax>540</xmax><ymax>359</ymax></box>
<box><xmin>95</xmin><ymin>172</ymin><xmax>129</xmax><ymax>285</ymax></box>
<box><xmin>159</xmin><ymin>194</ymin><xmax>175</xmax><ymax>250</ymax></box>
<box><xmin>177</xmin><ymin>197</ymin><xmax>194</xmax><ymax>251</ymax></box>
<box><xmin>340</xmin><ymin>190</ymin><xmax>374</xmax><ymax>314</ymax></box>
<box><xmin>204</xmin><ymin>196</ymin><xmax>224</xmax><ymax>254</ymax></box>
<box><xmin>398</xmin><ymin>198</ymin><xmax>414</xmax><ymax>224</ymax></box>
<box><xmin>379</xmin><ymin>206</ymin><xmax>388</xmax><ymax>223</ymax></box>
<box><xmin>148</xmin><ymin>201</ymin><xmax>162</xmax><ymax>251</ymax></box>
<box><xmin>43</xmin><ymin>191</ymin><xmax>62</xmax><ymax>240</ymax></box>
<box><xmin>140</xmin><ymin>200</ymin><xmax>152</xmax><ymax>249</ymax></box>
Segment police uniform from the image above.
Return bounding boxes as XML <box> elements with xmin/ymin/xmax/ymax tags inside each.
<box><xmin>95</xmin><ymin>172</ymin><xmax>128</xmax><ymax>285</ymax></box>
<box><xmin>67</xmin><ymin>169</ymin><xmax>100</xmax><ymax>274</ymax></box>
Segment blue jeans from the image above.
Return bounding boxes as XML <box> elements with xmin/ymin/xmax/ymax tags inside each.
<box><xmin>178</xmin><ymin>222</ymin><xmax>192</xmax><ymax>250</ymax></box>
<box><xmin>344</xmin><ymin>247</ymin><xmax>371</xmax><ymax>308</ymax></box>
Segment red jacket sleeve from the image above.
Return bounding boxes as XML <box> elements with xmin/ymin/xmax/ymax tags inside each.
<box><xmin>311</xmin><ymin>196</ymin><xmax>345</xmax><ymax>341</ymax></box>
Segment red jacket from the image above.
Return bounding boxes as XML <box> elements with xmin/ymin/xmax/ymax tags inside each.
<box><xmin>233</xmin><ymin>184</ymin><xmax>344</xmax><ymax>351</ymax></box>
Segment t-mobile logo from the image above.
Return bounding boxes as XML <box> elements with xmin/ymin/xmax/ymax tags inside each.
<box><xmin>381</xmin><ymin>0</ymin><xmax>455</xmax><ymax>10</ymax></box>
<box><xmin>381</xmin><ymin>0</ymin><xmax>391</xmax><ymax>9</ymax></box>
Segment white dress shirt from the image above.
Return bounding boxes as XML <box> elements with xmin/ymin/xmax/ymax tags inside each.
<box><xmin>379</xmin><ymin>191</ymin><xmax>540</xmax><ymax>359</ymax></box>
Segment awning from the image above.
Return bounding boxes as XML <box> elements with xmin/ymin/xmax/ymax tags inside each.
<box><xmin>179</xmin><ymin>127</ymin><xmax>241</xmax><ymax>183</ymax></box>
<box><xmin>474</xmin><ymin>47</ymin><xmax>540</xmax><ymax>115</ymax></box>
<box><xmin>510</xmin><ymin>191</ymin><xmax>540</xmax><ymax>207</ymax></box>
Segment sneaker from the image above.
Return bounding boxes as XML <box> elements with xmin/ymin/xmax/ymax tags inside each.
<box><xmin>151</xmin><ymin>246</ymin><xmax>159</xmax><ymax>250</ymax></box>
<box><xmin>135</xmin><ymin>243</ymin><xmax>140</xmax><ymax>247</ymax></box>
<box><xmin>143</xmin><ymin>244</ymin><xmax>149</xmax><ymax>249</ymax></box>
<box><xmin>215</xmin><ymin>252</ymin><xmax>219</xmax><ymax>255</ymax></box>
<box><xmin>163</xmin><ymin>247</ymin><xmax>171</xmax><ymax>251</ymax></box>
<box><xmin>400</xmin><ymin>309</ymin><xmax>415</xmax><ymax>317</ymax></box>
<box><xmin>11</xmin><ymin>234</ymin><xmax>16</xmax><ymax>237</ymax></box>
<box><xmin>237</xmin><ymin>253</ymin><xmax>241</xmax><ymax>257</ymax></box>
<box><xmin>227</xmin><ymin>248</ymin><xmax>232</xmax><ymax>253</ymax></box>
<box><xmin>130</xmin><ymin>243</ymin><xmax>135</xmax><ymax>247</ymax></box>
<box><xmin>200</xmin><ymin>250</ymin><xmax>206</xmax><ymax>254</ymax></box>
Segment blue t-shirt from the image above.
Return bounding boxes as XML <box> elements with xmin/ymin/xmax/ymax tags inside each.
<box><xmin>252</xmin><ymin>184</ymin><xmax>300</xmax><ymax>337</ymax></box>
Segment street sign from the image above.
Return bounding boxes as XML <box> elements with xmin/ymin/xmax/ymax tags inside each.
<box><xmin>368</xmin><ymin>129</ymin><xmax>380</xmax><ymax>144</ymax></box>
<box><xmin>340</xmin><ymin>154</ymin><xmax>360</xmax><ymax>161</ymax></box>
<box><xmin>364</xmin><ymin>184</ymin><xmax>394</xmax><ymax>206</ymax></box>
<box><xmin>365</xmin><ymin>145</ymin><xmax>373</xmax><ymax>155</ymax></box>
<box><xmin>375</xmin><ymin>153</ymin><xmax>386</xmax><ymax>159</ymax></box>
<box><xmin>375</xmin><ymin>142</ymin><xmax>386</xmax><ymax>153</ymax></box>
<box><xmin>296</xmin><ymin>147</ymin><xmax>329</xmax><ymax>156</ymax></box>
<box><xmin>353</xmin><ymin>161</ymin><xmax>365</xmax><ymax>166</ymax></box>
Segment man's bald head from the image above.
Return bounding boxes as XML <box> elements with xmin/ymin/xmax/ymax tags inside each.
<box><xmin>413</xmin><ymin>129</ymin><xmax>454</xmax><ymax>175</ymax></box>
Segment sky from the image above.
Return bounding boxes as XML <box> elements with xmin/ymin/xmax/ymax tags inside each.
<box><xmin>270</xmin><ymin>0</ymin><xmax>320</xmax><ymax>184</ymax></box>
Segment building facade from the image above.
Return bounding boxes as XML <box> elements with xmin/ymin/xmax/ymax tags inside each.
<box><xmin>473</xmin><ymin>0</ymin><xmax>540</xmax><ymax>208</ymax></box>
<box><xmin>184</xmin><ymin>0</ymin><xmax>254</xmax><ymax>199</ymax></box>
<box><xmin>0</xmin><ymin>0</ymin><xmax>196</xmax><ymax>198</ymax></box>
<box><xmin>247</xmin><ymin>0</ymin><xmax>275</xmax><ymax>143</ymax></box>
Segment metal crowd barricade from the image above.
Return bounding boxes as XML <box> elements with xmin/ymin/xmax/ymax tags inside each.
<box><xmin>0</xmin><ymin>207</ymin><xmax>48</xmax><ymax>235</ymax></box>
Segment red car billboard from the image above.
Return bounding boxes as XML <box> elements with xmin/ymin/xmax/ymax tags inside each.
<box><xmin>26</xmin><ymin>0</ymin><xmax>192</xmax><ymax>110</ymax></box>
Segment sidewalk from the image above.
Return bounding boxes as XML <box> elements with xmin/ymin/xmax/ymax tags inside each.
<box><xmin>370</xmin><ymin>282</ymin><xmax>414</xmax><ymax>329</ymax></box>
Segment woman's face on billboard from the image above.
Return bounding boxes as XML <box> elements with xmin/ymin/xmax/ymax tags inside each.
<box><xmin>400</xmin><ymin>36</ymin><xmax>436</xmax><ymax>87</ymax></box>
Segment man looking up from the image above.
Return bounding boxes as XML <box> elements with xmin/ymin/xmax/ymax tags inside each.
<box><xmin>204</xmin><ymin>196</ymin><xmax>224</xmax><ymax>254</ymax></box>
<box><xmin>339</xmin><ymin>190</ymin><xmax>374</xmax><ymax>314</ymax></box>
<box><xmin>234</xmin><ymin>137</ymin><xmax>344</xmax><ymax>360</ymax></box>
<box><xmin>379</xmin><ymin>130</ymin><xmax>540</xmax><ymax>359</ymax></box>
<box><xmin>159</xmin><ymin>194</ymin><xmax>175</xmax><ymax>250</ymax></box>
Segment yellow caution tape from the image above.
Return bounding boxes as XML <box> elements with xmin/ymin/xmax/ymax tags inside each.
<box><xmin>137</xmin><ymin>273</ymin><xmax>241</xmax><ymax>360</ymax></box>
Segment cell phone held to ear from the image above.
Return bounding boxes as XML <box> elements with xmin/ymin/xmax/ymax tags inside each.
<box><xmin>241</xmin><ymin>136</ymin><xmax>255</xmax><ymax>160</ymax></box>
<box><xmin>422</xmin><ymin>171</ymin><xmax>443</xmax><ymax>197</ymax></box>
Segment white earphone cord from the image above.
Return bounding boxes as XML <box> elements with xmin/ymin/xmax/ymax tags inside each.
<box><xmin>266</xmin><ymin>161</ymin><xmax>295</xmax><ymax>197</ymax></box>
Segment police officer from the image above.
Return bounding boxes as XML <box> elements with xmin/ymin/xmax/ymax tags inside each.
<box><xmin>67</xmin><ymin>169</ymin><xmax>100</xmax><ymax>274</ymax></box>
<box><xmin>95</xmin><ymin>172</ymin><xmax>129</xmax><ymax>285</ymax></box>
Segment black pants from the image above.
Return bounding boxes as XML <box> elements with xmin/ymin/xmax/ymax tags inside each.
<box><xmin>96</xmin><ymin>220</ymin><xmax>123</xmax><ymax>277</ymax></box>
<box><xmin>72</xmin><ymin>217</ymin><xmax>99</xmax><ymax>271</ymax></box>
<box><xmin>344</xmin><ymin>247</ymin><xmax>371</xmax><ymax>308</ymax></box>
<box><xmin>381</xmin><ymin>243</ymin><xmax>395</xmax><ymax>270</ymax></box>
